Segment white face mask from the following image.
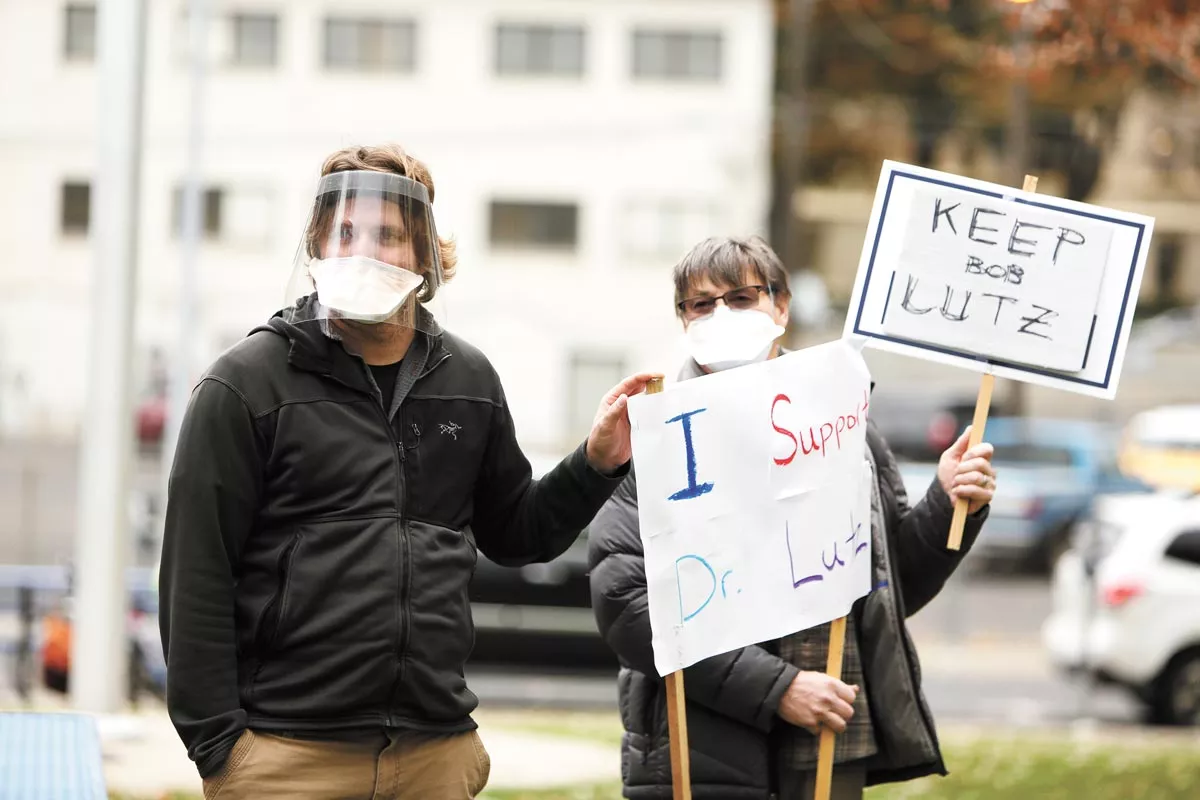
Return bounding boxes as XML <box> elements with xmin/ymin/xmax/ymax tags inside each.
<box><xmin>685</xmin><ymin>306</ymin><xmax>786</xmax><ymax>372</ymax></box>
<box><xmin>308</xmin><ymin>255</ymin><xmax>424</xmax><ymax>323</ymax></box>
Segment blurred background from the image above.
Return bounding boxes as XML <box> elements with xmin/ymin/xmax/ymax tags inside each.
<box><xmin>0</xmin><ymin>0</ymin><xmax>1198</xmax><ymax>797</ymax></box>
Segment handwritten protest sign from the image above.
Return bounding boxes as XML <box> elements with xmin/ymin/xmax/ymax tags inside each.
<box><xmin>845</xmin><ymin>161</ymin><xmax>1154</xmax><ymax>399</ymax></box>
<box><xmin>628</xmin><ymin>339</ymin><xmax>875</xmax><ymax>676</ymax></box>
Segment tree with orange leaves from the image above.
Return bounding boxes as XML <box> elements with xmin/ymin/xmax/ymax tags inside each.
<box><xmin>772</xmin><ymin>0</ymin><xmax>1200</xmax><ymax>202</ymax></box>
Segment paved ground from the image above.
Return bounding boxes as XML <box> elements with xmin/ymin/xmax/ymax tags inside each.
<box><xmin>461</xmin><ymin>573</ymin><xmax>1145</xmax><ymax>728</ymax></box>
<box><xmin>464</xmin><ymin>636</ymin><xmax>1143</xmax><ymax>728</ymax></box>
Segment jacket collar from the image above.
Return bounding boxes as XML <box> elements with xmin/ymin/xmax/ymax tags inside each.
<box><xmin>259</xmin><ymin>295</ymin><xmax>449</xmax><ymax>394</ymax></box>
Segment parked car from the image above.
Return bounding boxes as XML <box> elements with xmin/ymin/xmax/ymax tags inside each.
<box><xmin>969</xmin><ymin>417</ymin><xmax>1152</xmax><ymax>571</ymax></box>
<box><xmin>0</xmin><ymin>564</ymin><xmax>168</xmax><ymax>704</ymax></box>
<box><xmin>468</xmin><ymin>526</ymin><xmax>615</xmax><ymax>671</ymax></box>
<box><xmin>467</xmin><ymin>453</ymin><xmax>616</xmax><ymax>671</ymax></box>
<box><xmin>868</xmin><ymin>389</ymin><xmax>1009</xmax><ymax>464</ymax></box>
<box><xmin>1042</xmin><ymin>490</ymin><xmax>1200</xmax><ymax>726</ymax></box>
<box><xmin>1118</xmin><ymin>404</ymin><xmax>1200</xmax><ymax>492</ymax></box>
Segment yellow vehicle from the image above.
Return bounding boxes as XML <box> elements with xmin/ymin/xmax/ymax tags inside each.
<box><xmin>1119</xmin><ymin>405</ymin><xmax>1200</xmax><ymax>492</ymax></box>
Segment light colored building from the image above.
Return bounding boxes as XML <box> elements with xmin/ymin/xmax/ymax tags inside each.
<box><xmin>0</xmin><ymin>0</ymin><xmax>776</xmax><ymax>457</ymax></box>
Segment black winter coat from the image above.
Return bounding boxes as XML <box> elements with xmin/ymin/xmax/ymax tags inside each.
<box><xmin>587</xmin><ymin>381</ymin><xmax>987</xmax><ymax>798</ymax></box>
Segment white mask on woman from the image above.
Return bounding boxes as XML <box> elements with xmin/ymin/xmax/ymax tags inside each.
<box><xmin>685</xmin><ymin>306</ymin><xmax>785</xmax><ymax>372</ymax></box>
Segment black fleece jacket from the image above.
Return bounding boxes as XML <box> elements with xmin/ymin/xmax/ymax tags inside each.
<box><xmin>159</xmin><ymin>301</ymin><xmax>627</xmax><ymax>777</ymax></box>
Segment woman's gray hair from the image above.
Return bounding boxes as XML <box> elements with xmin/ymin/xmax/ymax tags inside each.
<box><xmin>672</xmin><ymin>236</ymin><xmax>792</xmax><ymax>316</ymax></box>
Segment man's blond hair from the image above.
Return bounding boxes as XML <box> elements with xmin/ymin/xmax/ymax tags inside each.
<box><xmin>317</xmin><ymin>144</ymin><xmax>458</xmax><ymax>299</ymax></box>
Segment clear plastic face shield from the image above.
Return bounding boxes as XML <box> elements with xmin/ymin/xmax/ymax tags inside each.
<box><xmin>283</xmin><ymin>170</ymin><xmax>445</xmax><ymax>342</ymax></box>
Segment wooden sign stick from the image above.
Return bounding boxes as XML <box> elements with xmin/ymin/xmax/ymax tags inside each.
<box><xmin>645</xmin><ymin>376</ymin><xmax>692</xmax><ymax>800</ymax></box>
<box><xmin>813</xmin><ymin>615</ymin><xmax>847</xmax><ymax>800</ymax></box>
<box><xmin>947</xmin><ymin>173</ymin><xmax>1039</xmax><ymax>550</ymax></box>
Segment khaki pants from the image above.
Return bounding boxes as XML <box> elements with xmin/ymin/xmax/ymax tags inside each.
<box><xmin>202</xmin><ymin>728</ymin><xmax>491</xmax><ymax>800</ymax></box>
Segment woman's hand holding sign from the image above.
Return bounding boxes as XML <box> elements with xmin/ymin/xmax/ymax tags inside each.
<box><xmin>778</xmin><ymin>671</ymin><xmax>859</xmax><ymax>736</ymax></box>
<box><xmin>937</xmin><ymin>425</ymin><xmax>997</xmax><ymax>515</ymax></box>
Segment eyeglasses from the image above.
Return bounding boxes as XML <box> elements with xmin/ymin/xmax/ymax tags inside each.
<box><xmin>677</xmin><ymin>285</ymin><xmax>769</xmax><ymax>320</ymax></box>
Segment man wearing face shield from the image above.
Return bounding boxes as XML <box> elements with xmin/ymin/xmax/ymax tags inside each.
<box><xmin>587</xmin><ymin>236</ymin><xmax>998</xmax><ymax>799</ymax></box>
<box><xmin>158</xmin><ymin>144</ymin><xmax>659</xmax><ymax>799</ymax></box>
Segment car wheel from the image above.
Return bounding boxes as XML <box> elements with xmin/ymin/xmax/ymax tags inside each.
<box><xmin>1151</xmin><ymin>648</ymin><xmax>1200</xmax><ymax>726</ymax></box>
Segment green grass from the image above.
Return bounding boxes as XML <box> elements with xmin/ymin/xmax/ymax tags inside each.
<box><xmin>867</xmin><ymin>729</ymin><xmax>1200</xmax><ymax>800</ymax></box>
<box><xmin>472</xmin><ymin>716</ymin><xmax>1200</xmax><ymax>800</ymax></box>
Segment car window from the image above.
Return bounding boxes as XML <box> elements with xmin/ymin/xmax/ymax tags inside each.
<box><xmin>990</xmin><ymin>443</ymin><xmax>1074</xmax><ymax>467</ymax></box>
<box><xmin>1164</xmin><ymin>529</ymin><xmax>1200</xmax><ymax>567</ymax></box>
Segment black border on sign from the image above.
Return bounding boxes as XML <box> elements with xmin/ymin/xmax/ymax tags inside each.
<box><xmin>851</xmin><ymin>169</ymin><xmax>1147</xmax><ymax>392</ymax></box>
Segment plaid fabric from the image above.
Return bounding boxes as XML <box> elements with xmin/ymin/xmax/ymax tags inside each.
<box><xmin>777</xmin><ymin>450</ymin><xmax>890</xmax><ymax>770</ymax></box>
<box><xmin>777</xmin><ymin>612</ymin><xmax>877</xmax><ymax>769</ymax></box>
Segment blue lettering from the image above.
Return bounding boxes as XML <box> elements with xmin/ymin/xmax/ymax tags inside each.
<box><xmin>822</xmin><ymin>543</ymin><xmax>845</xmax><ymax>572</ymax></box>
<box><xmin>786</xmin><ymin>522</ymin><xmax>823</xmax><ymax>588</ymax></box>
<box><xmin>666</xmin><ymin>409</ymin><xmax>715</xmax><ymax>501</ymax></box>
<box><xmin>845</xmin><ymin>516</ymin><xmax>867</xmax><ymax>559</ymax></box>
<box><xmin>676</xmin><ymin>554</ymin><xmax>717</xmax><ymax>623</ymax></box>
<box><xmin>720</xmin><ymin>570</ymin><xmax>734</xmax><ymax>598</ymax></box>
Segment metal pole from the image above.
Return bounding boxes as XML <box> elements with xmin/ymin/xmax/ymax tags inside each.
<box><xmin>783</xmin><ymin>0</ymin><xmax>816</xmax><ymax>271</ymax></box>
<box><xmin>71</xmin><ymin>0</ymin><xmax>149</xmax><ymax>713</ymax></box>
<box><xmin>1006</xmin><ymin>5</ymin><xmax>1032</xmax><ymax>419</ymax></box>
<box><xmin>158</xmin><ymin>0</ymin><xmax>210</xmax><ymax>549</ymax></box>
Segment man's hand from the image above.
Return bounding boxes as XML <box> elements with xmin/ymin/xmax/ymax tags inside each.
<box><xmin>777</xmin><ymin>671</ymin><xmax>858</xmax><ymax>735</ymax></box>
<box><xmin>937</xmin><ymin>425</ymin><xmax>997</xmax><ymax>514</ymax></box>
<box><xmin>585</xmin><ymin>372</ymin><xmax>664</xmax><ymax>475</ymax></box>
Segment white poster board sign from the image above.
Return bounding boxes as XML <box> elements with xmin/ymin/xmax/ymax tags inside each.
<box><xmin>844</xmin><ymin>161</ymin><xmax>1154</xmax><ymax>398</ymax></box>
<box><xmin>628</xmin><ymin>340</ymin><xmax>875</xmax><ymax>677</ymax></box>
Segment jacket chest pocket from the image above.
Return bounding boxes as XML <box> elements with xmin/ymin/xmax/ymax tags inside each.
<box><xmin>402</xmin><ymin>399</ymin><xmax>493</xmax><ymax>525</ymax></box>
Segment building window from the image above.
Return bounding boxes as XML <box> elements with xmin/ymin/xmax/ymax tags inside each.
<box><xmin>495</xmin><ymin>24</ymin><xmax>585</xmax><ymax>77</ymax></box>
<box><xmin>230</xmin><ymin>13</ymin><xmax>279</xmax><ymax>67</ymax></box>
<box><xmin>173</xmin><ymin>10</ymin><xmax>280</xmax><ymax>69</ymax></box>
<box><xmin>171</xmin><ymin>186</ymin><xmax>225</xmax><ymax>239</ymax></box>
<box><xmin>61</xmin><ymin>181</ymin><xmax>91</xmax><ymax>236</ymax></box>
<box><xmin>64</xmin><ymin>4</ymin><xmax>97</xmax><ymax>62</ymax></box>
<box><xmin>324</xmin><ymin>17</ymin><xmax>416</xmax><ymax>72</ymax></box>
<box><xmin>171</xmin><ymin>185</ymin><xmax>274</xmax><ymax>245</ymax></box>
<box><xmin>623</xmin><ymin>200</ymin><xmax>719</xmax><ymax>260</ymax></box>
<box><xmin>489</xmin><ymin>201</ymin><xmax>579</xmax><ymax>250</ymax></box>
<box><xmin>567</xmin><ymin>352</ymin><xmax>625</xmax><ymax>440</ymax></box>
<box><xmin>632</xmin><ymin>30</ymin><xmax>722</xmax><ymax>82</ymax></box>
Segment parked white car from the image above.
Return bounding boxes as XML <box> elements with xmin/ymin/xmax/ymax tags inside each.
<box><xmin>1042</xmin><ymin>490</ymin><xmax>1200</xmax><ymax>725</ymax></box>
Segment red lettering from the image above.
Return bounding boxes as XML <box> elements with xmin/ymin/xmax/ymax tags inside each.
<box><xmin>771</xmin><ymin>394</ymin><xmax>798</xmax><ymax>466</ymax></box>
<box><xmin>819</xmin><ymin>422</ymin><xmax>835</xmax><ymax>454</ymax></box>
<box><xmin>773</xmin><ymin>388</ymin><xmax>870</xmax><ymax>467</ymax></box>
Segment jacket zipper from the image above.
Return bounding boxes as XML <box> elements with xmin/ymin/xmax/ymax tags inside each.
<box><xmin>382</xmin><ymin>345</ymin><xmax>451</xmax><ymax>726</ymax></box>
<box><xmin>370</xmin><ymin>393</ymin><xmax>405</xmax><ymax>729</ymax></box>
<box><xmin>247</xmin><ymin>532</ymin><xmax>301</xmax><ymax>702</ymax></box>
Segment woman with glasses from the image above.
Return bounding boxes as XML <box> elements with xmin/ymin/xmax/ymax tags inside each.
<box><xmin>587</xmin><ymin>236</ymin><xmax>997</xmax><ymax>800</ymax></box>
